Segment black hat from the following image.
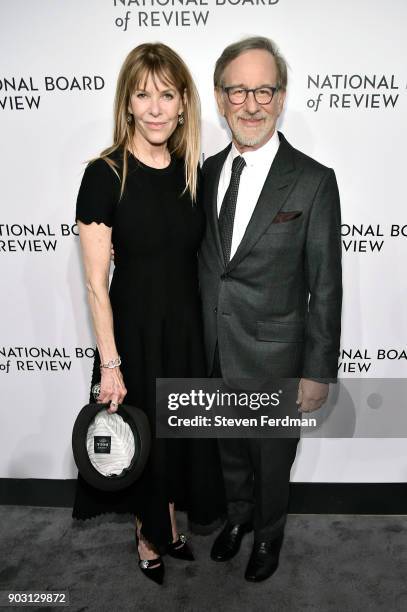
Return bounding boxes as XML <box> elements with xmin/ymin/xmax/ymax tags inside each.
<box><xmin>72</xmin><ymin>403</ymin><xmax>151</xmax><ymax>492</ymax></box>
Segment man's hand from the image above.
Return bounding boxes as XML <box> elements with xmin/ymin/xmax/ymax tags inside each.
<box><xmin>111</xmin><ymin>244</ymin><xmax>115</xmax><ymax>261</ymax></box>
<box><xmin>296</xmin><ymin>378</ymin><xmax>329</xmax><ymax>412</ymax></box>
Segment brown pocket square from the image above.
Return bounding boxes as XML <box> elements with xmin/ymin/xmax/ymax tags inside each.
<box><xmin>272</xmin><ymin>211</ymin><xmax>302</xmax><ymax>224</ymax></box>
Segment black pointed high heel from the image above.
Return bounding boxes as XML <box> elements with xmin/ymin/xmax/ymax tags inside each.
<box><xmin>167</xmin><ymin>533</ymin><xmax>195</xmax><ymax>561</ymax></box>
<box><xmin>136</xmin><ymin>532</ymin><xmax>165</xmax><ymax>585</ymax></box>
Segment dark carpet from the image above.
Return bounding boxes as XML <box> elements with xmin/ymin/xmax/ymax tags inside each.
<box><xmin>0</xmin><ymin>506</ymin><xmax>406</xmax><ymax>612</ymax></box>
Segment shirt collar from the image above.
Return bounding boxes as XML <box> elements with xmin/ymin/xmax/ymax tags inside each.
<box><xmin>230</xmin><ymin>129</ymin><xmax>280</xmax><ymax>168</ymax></box>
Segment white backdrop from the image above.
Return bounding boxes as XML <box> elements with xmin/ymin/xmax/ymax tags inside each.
<box><xmin>1</xmin><ymin>0</ymin><xmax>406</xmax><ymax>483</ymax></box>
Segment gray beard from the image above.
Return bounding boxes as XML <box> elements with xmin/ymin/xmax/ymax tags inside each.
<box><xmin>233</xmin><ymin>118</ymin><xmax>270</xmax><ymax>147</ymax></box>
<box><xmin>234</xmin><ymin>128</ymin><xmax>268</xmax><ymax>147</ymax></box>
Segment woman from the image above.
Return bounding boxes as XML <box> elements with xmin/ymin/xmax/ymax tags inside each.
<box><xmin>73</xmin><ymin>42</ymin><xmax>225</xmax><ymax>585</ymax></box>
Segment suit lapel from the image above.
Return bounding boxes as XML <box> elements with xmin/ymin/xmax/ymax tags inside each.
<box><xmin>227</xmin><ymin>133</ymin><xmax>300</xmax><ymax>272</ymax></box>
<box><xmin>206</xmin><ymin>144</ymin><xmax>231</xmax><ymax>267</ymax></box>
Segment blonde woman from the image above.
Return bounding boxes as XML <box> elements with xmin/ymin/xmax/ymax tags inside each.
<box><xmin>73</xmin><ymin>43</ymin><xmax>225</xmax><ymax>585</ymax></box>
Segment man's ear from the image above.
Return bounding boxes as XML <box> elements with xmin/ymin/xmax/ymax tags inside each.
<box><xmin>215</xmin><ymin>87</ymin><xmax>225</xmax><ymax>116</ymax></box>
<box><xmin>276</xmin><ymin>89</ymin><xmax>286</xmax><ymax>116</ymax></box>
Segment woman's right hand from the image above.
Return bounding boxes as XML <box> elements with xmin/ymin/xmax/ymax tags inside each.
<box><xmin>97</xmin><ymin>367</ymin><xmax>127</xmax><ymax>413</ymax></box>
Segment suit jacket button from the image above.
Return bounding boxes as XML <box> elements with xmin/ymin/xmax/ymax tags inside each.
<box><xmin>214</xmin><ymin>307</ymin><xmax>218</xmax><ymax>313</ymax></box>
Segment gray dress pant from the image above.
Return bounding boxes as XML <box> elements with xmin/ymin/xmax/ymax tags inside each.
<box><xmin>212</xmin><ymin>345</ymin><xmax>299</xmax><ymax>542</ymax></box>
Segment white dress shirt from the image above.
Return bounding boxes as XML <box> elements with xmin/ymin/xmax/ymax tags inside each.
<box><xmin>217</xmin><ymin>130</ymin><xmax>280</xmax><ymax>260</ymax></box>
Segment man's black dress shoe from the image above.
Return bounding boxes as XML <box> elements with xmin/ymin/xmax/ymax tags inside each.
<box><xmin>210</xmin><ymin>521</ymin><xmax>253</xmax><ymax>562</ymax></box>
<box><xmin>244</xmin><ymin>534</ymin><xmax>284</xmax><ymax>582</ymax></box>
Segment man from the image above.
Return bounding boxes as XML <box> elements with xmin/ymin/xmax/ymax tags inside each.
<box><xmin>199</xmin><ymin>37</ymin><xmax>342</xmax><ymax>582</ymax></box>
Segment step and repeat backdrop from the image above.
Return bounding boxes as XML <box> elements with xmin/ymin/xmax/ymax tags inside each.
<box><xmin>1</xmin><ymin>1</ymin><xmax>406</xmax><ymax>483</ymax></box>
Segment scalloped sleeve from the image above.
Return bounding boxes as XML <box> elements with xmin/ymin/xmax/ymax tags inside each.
<box><xmin>75</xmin><ymin>158</ymin><xmax>120</xmax><ymax>227</ymax></box>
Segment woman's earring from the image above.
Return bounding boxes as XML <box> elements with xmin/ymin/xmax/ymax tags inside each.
<box><xmin>178</xmin><ymin>112</ymin><xmax>185</xmax><ymax>126</ymax></box>
<box><xmin>127</xmin><ymin>113</ymin><xmax>133</xmax><ymax>125</ymax></box>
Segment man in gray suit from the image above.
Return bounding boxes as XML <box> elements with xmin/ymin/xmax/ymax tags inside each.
<box><xmin>199</xmin><ymin>37</ymin><xmax>342</xmax><ymax>582</ymax></box>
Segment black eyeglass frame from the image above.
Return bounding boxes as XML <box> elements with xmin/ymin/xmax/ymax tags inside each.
<box><xmin>221</xmin><ymin>85</ymin><xmax>280</xmax><ymax>105</ymax></box>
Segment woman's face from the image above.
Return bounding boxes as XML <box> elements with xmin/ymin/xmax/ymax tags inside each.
<box><xmin>129</xmin><ymin>72</ymin><xmax>183</xmax><ymax>148</ymax></box>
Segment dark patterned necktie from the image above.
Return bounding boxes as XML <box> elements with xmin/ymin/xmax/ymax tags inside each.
<box><xmin>218</xmin><ymin>155</ymin><xmax>246</xmax><ymax>264</ymax></box>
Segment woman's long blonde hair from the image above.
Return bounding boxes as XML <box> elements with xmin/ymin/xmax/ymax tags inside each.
<box><xmin>98</xmin><ymin>42</ymin><xmax>200</xmax><ymax>201</ymax></box>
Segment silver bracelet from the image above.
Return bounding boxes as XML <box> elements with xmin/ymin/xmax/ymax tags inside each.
<box><xmin>100</xmin><ymin>356</ymin><xmax>121</xmax><ymax>369</ymax></box>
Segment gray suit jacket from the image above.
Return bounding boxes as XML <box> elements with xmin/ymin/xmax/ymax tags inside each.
<box><xmin>198</xmin><ymin>132</ymin><xmax>342</xmax><ymax>385</ymax></box>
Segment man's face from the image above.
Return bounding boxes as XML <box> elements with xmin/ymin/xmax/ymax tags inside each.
<box><xmin>215</xmin><ymin>49</ymin><xmax>286</xmax><ymax>152</ymax></box>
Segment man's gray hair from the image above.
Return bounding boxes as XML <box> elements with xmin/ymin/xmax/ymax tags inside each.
<box><xmin>213</xmin><ymin>36</ymin><xmax>288</xmax><ymax>91</ymax></box>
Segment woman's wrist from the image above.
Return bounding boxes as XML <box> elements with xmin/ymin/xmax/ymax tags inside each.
<box><xmin>100</xmin><ymin>356</ymin><xmax>121</xmax><ymax>369</ymax></box>
<box><xmin>100</xmin><ymin>366</ymin><xmax>121</xmax><ymax>378</ymax></box>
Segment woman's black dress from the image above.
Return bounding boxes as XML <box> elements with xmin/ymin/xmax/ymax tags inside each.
<box><xmin>73</xmin><ymin>150</ymin><xmax>225</xmax><ymax>548</ymax></box>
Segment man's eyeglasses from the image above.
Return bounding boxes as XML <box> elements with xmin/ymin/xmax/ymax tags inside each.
<box><xmin>222</xmin><ymin>86</ymin><xmax>280</xmax><ymax>105</ymax></box>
